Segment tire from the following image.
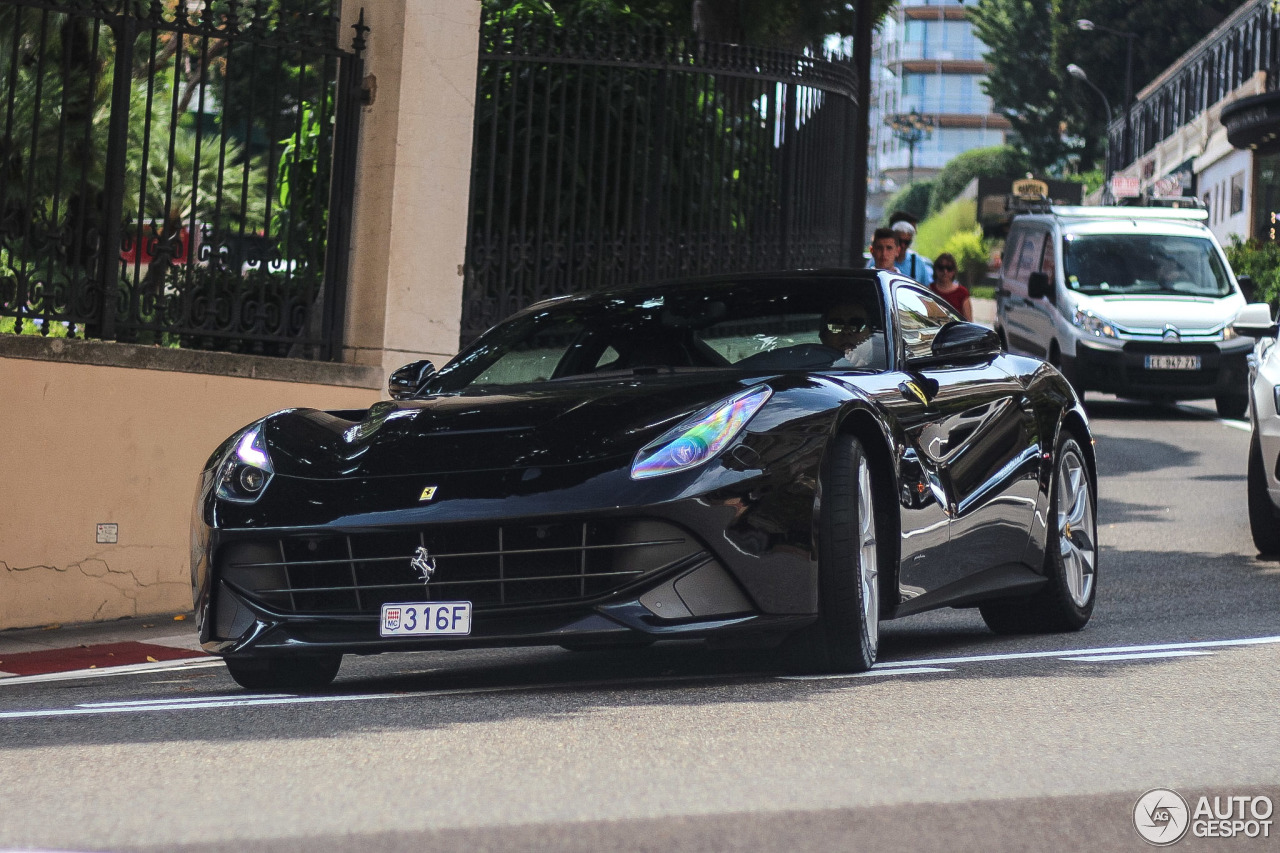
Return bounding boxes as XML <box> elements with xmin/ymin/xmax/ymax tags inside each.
<box><xmin>1247</xmin><ymin>436</ymin><xmax>1280</xmax><ymax>555</ymax></box>
<box><xmin>1216</xmin><ymin>394</ymin><xmax>1249</xmax><ymax>420</ymax></box>
<box><xmin>789</xmin><ymin>435</ymin><xmax>879</xmax><ymax>672</ymax></box>
<box><xmin>980</xmin><ymin>433</ymin><xmax>1097</xmax><ymax>635</ymax></box>
<box><xmin>224</xmin><ymin>655</ymin><xmax>342</xmax><ymax>692</ymax></box>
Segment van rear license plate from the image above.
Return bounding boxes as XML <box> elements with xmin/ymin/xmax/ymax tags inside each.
<box><xmin>380</xmin><ymin>602</ymin><xmax>472</xmax><ymax>636</ymax></box>
<box><xmin>1145</xmin><ymin>355</ymin><xmax>1200</xmax><ymax>370</ymax></box>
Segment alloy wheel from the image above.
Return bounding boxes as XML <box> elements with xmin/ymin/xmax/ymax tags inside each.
<box><xmin>1058</xmin><ymin>445</ymin><xmax>1096</xmax><ymax>607</ymax></box>
<box><xmin>857</xmin><ymin>454</ymin><xmax>879</xmax><ymax>651</ymax></box>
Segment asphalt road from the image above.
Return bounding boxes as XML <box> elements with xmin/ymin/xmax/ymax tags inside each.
<box><xmin>1</xmin><ymin>396</ymin><xmax>1278</xmax><ymax>853</ymax></box>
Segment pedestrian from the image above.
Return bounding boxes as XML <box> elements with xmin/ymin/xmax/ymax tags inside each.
<box><xmin>868</xmin><ymin>227</ymin><xmax>899</xmax><ymax>271</ymax></box>
<box><xmin>930</xmin><ymin>252</ymin><xmax>972</xmax><ymax>321</ymax></box>
<box><xmin>891</xmin><ymin>220</ymin><xmax>933</xmax><ymax>285</ymax></box>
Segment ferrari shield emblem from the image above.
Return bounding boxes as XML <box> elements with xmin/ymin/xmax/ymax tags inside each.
<box><xmin>419</xmin><ymin>485</ymin><xmax>438</xmax><ymax>501</ymax></box>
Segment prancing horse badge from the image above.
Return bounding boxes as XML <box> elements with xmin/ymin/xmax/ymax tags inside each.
<box><xmin>419</xmin><ymin>485</ymin><xmax>438</xmax><ymax>501</ymax></box>
<box><xmin>410</xmin><ymin>546</ymin><xmax>437</xmax><ymax>583</ymax></box>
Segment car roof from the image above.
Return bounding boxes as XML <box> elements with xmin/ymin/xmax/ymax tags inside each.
<box><xmin>518</xmin><ymin>268</ymin><xmax>889</xmax><ymax>315</ymax></box>
<box><xmin>1012</xmin><ymin>207</ymin><xmax>1214</xmax><ymax>239</ymax></box>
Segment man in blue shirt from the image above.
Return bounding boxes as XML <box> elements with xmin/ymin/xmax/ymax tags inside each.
<box><xmin>891</xmin><ymin>220</ymin><xmax>933</xmax><ymax>285</ymax></box>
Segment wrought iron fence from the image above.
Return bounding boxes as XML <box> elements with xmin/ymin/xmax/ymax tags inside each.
<box><xmin>0</xmin><ymin>0</ymin><xmax>365</xmax><ymax>359</ymax></box>
<box><xmin>461</xmin><ymin>13</ymin><xmax>861</xmax><ymax>344</ymax></box>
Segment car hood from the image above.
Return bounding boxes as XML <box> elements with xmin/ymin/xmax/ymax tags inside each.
<box><xmin>261</xmin><ymin>375</ymin><xmax>760</xmax><ymax>478</ymax></box>
<box><xmin>1076</xmin><ymin>293</ymin><xmax>1244</xmax><ymax>332</ymax></box>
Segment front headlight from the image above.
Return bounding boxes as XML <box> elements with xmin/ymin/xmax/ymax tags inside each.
<box><xmin>215</xmin><ymin>424</ymin><xmax>275</xmax><ymax>502</ymax></box>
<box><xmin>631</xmin><ymin>386</ymin><xmax>771</xmax><ymax>479</ymax></box>
<box><xmin>1073</xmin><ymin>308</ymin><xmax>1118</xmax><ymax>338</ymax></box>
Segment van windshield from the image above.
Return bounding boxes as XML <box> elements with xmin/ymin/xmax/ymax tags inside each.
<box><xmin>1062</xmin><ymin>233</ymin><xmax>1233</xmax><ymax>297</ymax></box>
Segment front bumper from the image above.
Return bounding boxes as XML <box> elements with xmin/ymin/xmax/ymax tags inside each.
<box><xmin>1069</xmin><ymin>337</ymin><xmax>1252</xmax><ymax>399</ymax></box>
<box><xmin>195</xmin><ymin>443</ymin><xmax>828</xmax><ymax>660</ymax></box>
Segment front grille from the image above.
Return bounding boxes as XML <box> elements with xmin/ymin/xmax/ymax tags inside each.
<box><xmin>218</xmin><ymin>519</ymin><xmax>702</xmax><ymax>616</ymax></box>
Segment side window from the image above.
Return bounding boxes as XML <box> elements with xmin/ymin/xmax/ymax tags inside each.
<box><xmin>1014</xmin><ymin>230</ymin><xmax>1045</xmax><ymax>284</ymax></box>
<box><xmin>1040</xmin><ymin>233</ymin><xmax>1057</xmax><ymax>281</ymax></box>
<box><xmin>896</xmin><ymin>286</ymin><xmax>957</xmax><ymax>361</ymax></box>
<box><xmin>1002</xmin><ymin>228</ymin><xmax>1022</xmax><ymax>280</ymax></box>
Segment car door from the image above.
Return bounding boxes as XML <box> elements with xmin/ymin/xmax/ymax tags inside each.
<box><xmin>1001</xmin><ymin>226</ymin><xmax>1050</xmax><ymax>357</ymax></box>
<box><xmin>893</xmin><ymin>285</ymin><xmax>1041</xmax><ymax>592</ymax></box>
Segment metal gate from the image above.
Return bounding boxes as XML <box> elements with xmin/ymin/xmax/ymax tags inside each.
<box><xmin>462</xmin><ymin>12</ymin><xmax>860</xmax><ymax>344</ymax></box>
<box><xmin>0</xmin><ymin>0</ymin><xmax>365</xmax><ymax>359</ymax></box>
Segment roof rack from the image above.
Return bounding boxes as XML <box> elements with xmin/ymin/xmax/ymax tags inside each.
<box><xmin>1047</xmin><ymin>204</ymin><xmax>1209</xmax><ymax>222</ymax></box>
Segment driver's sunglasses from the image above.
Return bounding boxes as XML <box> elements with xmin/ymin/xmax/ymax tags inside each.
<box><xmin>826</xmin><ymin>319</ymin><xmax>872</xmax><ymax>335</ymax></box>
<box><xmin>936</xmin><ymin>264</ymin><xmax>956</xmax><ymax>271</ymax></box>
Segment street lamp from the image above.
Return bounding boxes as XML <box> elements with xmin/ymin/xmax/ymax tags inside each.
<box><xmin>1076</xmin><ymin>19</ymin><xmax>1137</xmax><ymax>171</ymax></box>
<box><xmin>886</xmin><ymin>110</ymin><xmax>934</xmax><ymax>186</ymax></box>
<box><xmin>1067</xmin><ymin>63</ymin><xmax>1112</xmax><ymax>201</ymax></box>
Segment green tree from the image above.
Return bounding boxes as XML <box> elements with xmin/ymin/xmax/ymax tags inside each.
<box><xmin>882</xmin><ymin>181</ymin><xmax>934</xmax><ymax>226</ymax></box>
<box><xmin>928</xmin><ymin>145</ymin><xmax>1029</xmax><ymax>213</ymax></box>
<box><xmin>970</xmin><ymin>0</ymin><xmax>1238</xmax><ymax>174</ymax></box>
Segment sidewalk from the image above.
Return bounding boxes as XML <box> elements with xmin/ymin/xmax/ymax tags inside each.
<box><xmin>0</xmin><ymin>613</ymin><xmax>208</xmax><ymax>680</ymax></box>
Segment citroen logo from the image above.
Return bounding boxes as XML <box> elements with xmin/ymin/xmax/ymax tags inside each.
<box><xmin>1162</xmin><ymin>324</ymin><xmax>1181</xmax><ymax>342</ymax></box>
<box><xmin>410</xmin><ymin>546</ymin><xmax>436</xmax><ymax>583</ymax></box>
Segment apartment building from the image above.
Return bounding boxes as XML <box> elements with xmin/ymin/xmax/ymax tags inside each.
<box><xmin>869</xmin><ymin>0</ymin><xmax>1010</xmax><ymax>192</ymax></box>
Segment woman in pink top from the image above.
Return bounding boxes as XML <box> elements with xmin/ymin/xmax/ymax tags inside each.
<box><xmin>930</xmin><ymin>252</ymin><xmax>972</xmax><ymax>321</ymax></box>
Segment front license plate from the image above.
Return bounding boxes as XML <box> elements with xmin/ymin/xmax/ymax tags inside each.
<box><xmin>380</xmin><ymin>602</ymin><xmax>472</xmax><ymax>637</ymax></box>
<box><xmin>1145</xmin><ymin>354</ymin><xmax>1201</xmax><ymax>370</ymax></box>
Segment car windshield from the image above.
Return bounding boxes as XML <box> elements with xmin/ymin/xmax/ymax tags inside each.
<box><xmin>1062</xmin><ymin>233</ymin><xmax>1233</xmax><ymax>297</ymax></box>
<box><xmin>421</xmin><ymin>277</ymin><xmax>888</xmax><ymax>393</ymax></box>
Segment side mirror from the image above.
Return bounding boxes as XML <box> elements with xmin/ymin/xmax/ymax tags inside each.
<box><xmin>1028</xmin><ymin>271</ymin><xmax>1054</xmax><ymax>302</ymax></box>
<box><xmin>1238</xmin><ymin>274</ymin><xmax>1257</xmax><ymax>303</ymax></box>
<box><xmin>910</xmin><ymin>322</ymin><xmax>1002</xmax><ymax>367</ymax></box>
<box><xmin>388</xmin><ymin>360</ymin><xmax>436</xmax><ymax>400</ymax></box>
<box><xmin>1232</xmin><ymin>303</ymin><xmax>1278</xmax><ymax>339</ymax></box>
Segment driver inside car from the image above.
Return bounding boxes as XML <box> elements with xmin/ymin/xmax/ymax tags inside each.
<box><xmin>819</xmin><ymin>302</ymin><xmax>882</xmax><ymax>368</ymax></box>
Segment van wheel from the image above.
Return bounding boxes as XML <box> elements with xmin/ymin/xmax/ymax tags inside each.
<box><xmin>1215</xmin><ymin>394</ymin><xmax>1248</xmax><ymax>420</ymax></box>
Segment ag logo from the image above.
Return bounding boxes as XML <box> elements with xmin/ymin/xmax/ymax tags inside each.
<box><xmin>1134</xmin><ymin>788</ymin><xmax>1190</xmax><ymax>845</ymax></box>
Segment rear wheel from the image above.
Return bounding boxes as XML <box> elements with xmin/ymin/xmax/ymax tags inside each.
<box><xmin>1216</xmin><ymin>394</ymin><xmax>1249</xmax><ymax>420</ymax></box>
<box><xmin>224</xmin><ymin>655</ymin><xmax>342</xmax><ymax>692</ymax></box>
<box><xmin>980</xmin><ymin>433</ymin><xmax>1097</xmax><ymax>634</ymax></box>
<box><xmin>790</xmin><ymin>435</ymin><xmax>879</xmax><ymax>672</ymax></box>
<box><xmin>1247</xmin><ymin>437</ymin><xmax>1280</xmax><ymax>555</ymax></box>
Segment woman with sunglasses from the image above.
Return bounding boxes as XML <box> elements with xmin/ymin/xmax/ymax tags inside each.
<box><xmin>929</xmin><ymin>252</ymin><xmax>972</xmax><ymax>321</ymax></box>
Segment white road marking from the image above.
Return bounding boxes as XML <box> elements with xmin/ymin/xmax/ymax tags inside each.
<box><xmin>1060</xmin><ymin>650</ymin><xmax>1212</xmax><ymax>662</ymax></box>
<box><xmin>1172</xmin><ymin>403</ymin><xmax>1251</xmax><ymax>431</ymax></box>
<box><xmin>781</xmin><ymin>666</ymin><xmax>952</xmax><ymax>681</ymax></box>
<box><xmin>0</xmin><ymin>636</ymin><xmax>1276</xmax><ymax>719</ymax></box>
<box><xmin>874</xmin><ymin>634</ymin><xmax>1280</xmax><ymax>668</ymax></box>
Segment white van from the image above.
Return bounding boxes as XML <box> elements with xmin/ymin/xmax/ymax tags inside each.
<box><xmin>995</xmin><ymin>205</ymin><xmax>1252</xmax><ymax>417</ymax></box>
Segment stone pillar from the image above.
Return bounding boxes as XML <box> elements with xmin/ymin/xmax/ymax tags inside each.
<box><xmin>338</xmin><ymin>0</ymin><xmax>481</xmax><ymax>382</ymax></box>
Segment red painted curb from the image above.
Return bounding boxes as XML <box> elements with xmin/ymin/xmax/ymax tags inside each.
<box><xmin>0</xmin><ymin>642</ymin><xmax>207</xmax><ymax>676</ymax></box>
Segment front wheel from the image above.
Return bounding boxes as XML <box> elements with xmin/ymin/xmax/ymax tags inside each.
<box><xmin>981</xmin><ymin>433</ymin><xmax>1097</xmax><ymax>634</ymax></box>
<box><xmin>1247</xmin><ymin>437</ymin><xmax>1280</xmax><ymax>555</ymax></box>
<box><xmin>1216</xmin><ymin>394</ymin><xmax>1249</xmax><ymax>420</ymax></box>
<box><xmin>224</xmin><ymin>655</ymin><xmax>342</xmax><ymax>692</ymax></box>
<box><xmin>789</xmin><ymin>435</ymin><xmax>879</xmax><ymax>672</ymax></box>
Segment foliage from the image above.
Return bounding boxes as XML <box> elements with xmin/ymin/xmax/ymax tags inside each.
<box><xmin>927</xmin><ymin>145</ymin><xmax>1029</xmax><ymax>215</ymax></box>
<box><xmin>882</xmin><ymin>181</ymin><xmax>934</xmax><ymax>226</ymax></box>
<box><xmin>941</xmin><ymin>227</ymin><xmax>991</xmax><ymax>288</ymax></box>
<box><xmin>970</xmin><ymin>0</ymin><xmax>1239</xmax><ymax>174</ymax></box>
<box><xmin>915</xmin><ymin>198</ymin><xmax>991</xmax><ymax>287</ymax></box>
<box><xmin>914</xmin><ymin>198</ymin><xmax>977</xmax><ymax>260</ymax></box>
<box><xmin>1225</xmin><ymin>237</ymin><xmax>1280</xmax><ymax>307</ymax></box>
